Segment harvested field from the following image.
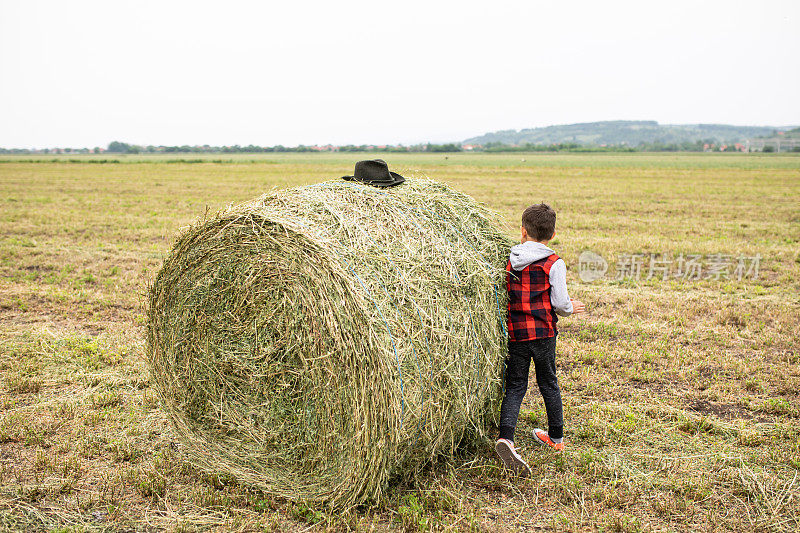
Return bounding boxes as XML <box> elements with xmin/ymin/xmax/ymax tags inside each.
<box><xmin>1</xmin><ymin>152</ymin><xmax>799</xmax><ymax>531</ymax></box>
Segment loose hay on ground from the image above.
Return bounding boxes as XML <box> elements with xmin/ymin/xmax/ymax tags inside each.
<box><xmin>146</xmin><ymin>178</ymin><xmax>514</xmax><ymax>507</ymax></box>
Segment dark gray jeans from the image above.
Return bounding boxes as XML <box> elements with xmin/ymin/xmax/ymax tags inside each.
<box><xmin>498</xmin><ymin>335</ymin><xmax>563</xmax><ymax>442</ymax></box>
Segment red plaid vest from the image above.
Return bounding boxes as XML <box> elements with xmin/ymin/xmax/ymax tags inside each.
<box><xmin>506</xmin><ymin>253</ymin><xmax>560</xmax><ymax>341</ymax></box>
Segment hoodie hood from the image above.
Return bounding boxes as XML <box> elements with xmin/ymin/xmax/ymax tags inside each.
<box><xmin>509</xmin><ymin>241</ymin><xmax>556</xmax><ymax>270</ymax></box>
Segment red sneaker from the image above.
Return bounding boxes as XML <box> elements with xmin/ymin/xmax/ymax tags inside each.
<box><xmin>495</xmin><ymin>439</ymin><xmax>531</xmax><ymax>477</ymax></box>
<box><xmin>532</xmin><ymin>428</ymin><xmax>564</xmax><ymax>452</ymax></box>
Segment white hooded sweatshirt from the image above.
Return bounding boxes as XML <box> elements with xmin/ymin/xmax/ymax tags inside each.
<box><xmin>508</xmin><ymin>241</ymin><xmax>573</xmax><ymax>317</ymax></box>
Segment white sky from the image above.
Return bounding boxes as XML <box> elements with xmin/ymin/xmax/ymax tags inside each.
<box><xmin>1</xmin><ymin>0</ymin><xmax>798</xmax><ymax>148</ymax></box>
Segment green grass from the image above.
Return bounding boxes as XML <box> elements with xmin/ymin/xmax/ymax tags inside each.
<box><xmin>0</xmin><ymin>153</ymin><xmax>798</xmax><ymax>531</ymax></box>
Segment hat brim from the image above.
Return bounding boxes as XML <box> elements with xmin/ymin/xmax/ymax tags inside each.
<box><xmin>340</xmin><ymin>172</ymin><xmax>405</xmax><ymax>187</ymax></box>
<box><xmin>371</xmin><ymin>172</ymin><xmax>405</xmax><ymax>187</ymax></box>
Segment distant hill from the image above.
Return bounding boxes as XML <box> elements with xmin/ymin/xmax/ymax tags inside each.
<box><xmin>463</xmin><ymin>121</ymin><xmax>789</xmax><ymax>147</ymax></box>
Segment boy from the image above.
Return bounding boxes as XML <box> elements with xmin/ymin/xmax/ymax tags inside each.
<box><xmin>495</xmin><ymin>203</ymin><xmax>585</xmax><ymax>476</ymax></box>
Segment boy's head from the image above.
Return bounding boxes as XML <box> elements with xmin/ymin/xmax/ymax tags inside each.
<box><xmin>521</xmin><ymin>203</ymin><xmax>556</xmax><ymax>243</ymax></box>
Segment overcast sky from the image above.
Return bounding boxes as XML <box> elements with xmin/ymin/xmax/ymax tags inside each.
<box><xmin>1</xmin><ymin>0</ymin><xmax>798</xmax><ymax>148</ymax></box>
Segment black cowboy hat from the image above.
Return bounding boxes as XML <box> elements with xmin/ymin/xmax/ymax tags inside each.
<box><xmin>342</xmin><ymin>159</ymin><xmax>405</xmax><ymax>188</ymax></box>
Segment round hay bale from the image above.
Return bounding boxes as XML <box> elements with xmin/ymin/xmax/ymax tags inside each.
<box><xmin>146</xmin><ymin>178</ymin><xmax>513</xmax><ymax>507</ymax></box>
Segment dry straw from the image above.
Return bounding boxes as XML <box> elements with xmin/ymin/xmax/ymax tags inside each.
<box><xmin>147</xmin><ymin>177</ymin><xmax>514</xmax><ymax>507</ymax></box>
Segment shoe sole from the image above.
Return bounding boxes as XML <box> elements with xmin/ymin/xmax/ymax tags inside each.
<box><xmin>495</xmin><ymin>440</ymin><xmax>531</xmax><ymax>477</ymax></box>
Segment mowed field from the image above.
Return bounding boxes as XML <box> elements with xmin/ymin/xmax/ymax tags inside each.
<box><xmin>1</xmin><ymin>152</ymin><xmax>799</xmax><ymax>532</ymax></box>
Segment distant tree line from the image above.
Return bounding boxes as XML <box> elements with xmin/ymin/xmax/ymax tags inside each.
<box><xmin>1</xmin><ymin>138</ymin><xmax>789</xmax><ymax>155</ymax></box>
<box><xmin>5</xmin><ymin>125</ymin><xmax>799</xmax><ymax>155</ymax></box>
<box><xmin>0</xmin><ymin>147</ymin><xmax>102</xmax><ymax>154</ymax></box>
<box><xmin>101</xmin><ymin>141</ymin><xmax>468</xmax><ymax>154</ymax></box>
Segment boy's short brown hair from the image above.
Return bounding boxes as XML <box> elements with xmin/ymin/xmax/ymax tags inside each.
<box><xmin>522</xmin><ymin>203</ymin><xmax>556</xmax><ymax>241</ymax></box>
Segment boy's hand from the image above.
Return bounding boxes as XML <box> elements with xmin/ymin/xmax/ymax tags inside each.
<box><xmin>570</xmin><ymin>299</ymin><xmax>586</xmax><ymax>314</ymax></box>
